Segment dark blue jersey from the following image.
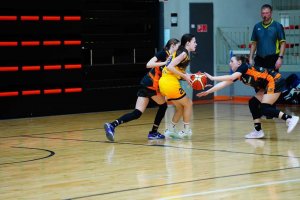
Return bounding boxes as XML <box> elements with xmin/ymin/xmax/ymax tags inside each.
<box><xmin>251</xmin><ymin>20</ymin><xmax>285</xmax><ymax>57</ymax></box>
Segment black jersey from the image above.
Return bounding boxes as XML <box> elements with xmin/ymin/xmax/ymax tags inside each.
<box><xmin>235</xmin><ymin>63</ymin><xmax>285</xmax><ymax>94</ymax></box>
<box><xmin>140</xmin><ymin>50</ymin><xmax>170</xmax><ymax>91</ymax></box>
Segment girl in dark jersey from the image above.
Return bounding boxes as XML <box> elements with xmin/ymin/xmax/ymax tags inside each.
<box><xmin>197</xmin><ymin>55</ymin><xmax>299</xmax><ymax>139</ymax></box>
<box><xmin>104</xmin><ymin>38</ymin><xmax>180</xmax><ymax>141</ymax></box>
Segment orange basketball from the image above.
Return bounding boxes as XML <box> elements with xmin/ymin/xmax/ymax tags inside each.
<box><xmin>191</xmin><ymin>72</ymin><xmax>207</xmax><ymax>90</ymax></box>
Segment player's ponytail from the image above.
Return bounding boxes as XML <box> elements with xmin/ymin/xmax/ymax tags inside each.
<box><xmin>164</xmin><ymin>38</ymin><xmax>180</xmax><ymax>50</ymax></box>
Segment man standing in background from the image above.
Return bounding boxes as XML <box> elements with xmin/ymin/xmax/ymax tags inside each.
<box><xmin>249</xmin><ymin>4</ymin><xmax>286</xmax><ymax>71</ymax></box>
<box><xmin>249</xmin><ymin>4</ymin><xmax>286</xmax><ymax>119</ymax></box>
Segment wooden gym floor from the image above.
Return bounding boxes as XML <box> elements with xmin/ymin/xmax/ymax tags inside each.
<box><xmin>1</xmin><ymin>102</ymin><xmax>300</xmax><ymax>200</ymax></box>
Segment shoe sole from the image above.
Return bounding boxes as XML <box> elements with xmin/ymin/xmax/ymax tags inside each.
<box><xmin>148</xmin><ymin>137</ymin><xmax>165</xmax><ymax>140</ymax></box>
<box><xmin>287</xmin><ymin>116</ymin><xmax>299</xmax><ymax>134</ymax></box>
<box><xmin>104</xmin><ymin>123</ymin><xmax>114</xmax><ymax>141</ymax></box>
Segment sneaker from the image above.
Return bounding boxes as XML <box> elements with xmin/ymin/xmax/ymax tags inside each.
<box><xmin>148</xmin><ymin>131</ymin><xmax>165</xmax><ymax>140</ymax></box>
<box><xmin>164</xmin><ymin>128</ymin><xmax>177</xmax><ymax>139</ymax></box>
<box><xmin>244</xmin><ymin>129</ymin><xmax>265</xmax><ymax>139</ymax></box>
<box><xmin>104</xmin><ymin>123</ymin><xmax>115</xmax><ymax>141</ymax></box>
<box><xmin>286</xmin><ymin>116</ymin><xmax>299</xmax><ymax>134</ymax></box>
<box><xmin>178</xmin><ymin>129</ymin><xmax>192</xmax><ymax>139</ymax></box>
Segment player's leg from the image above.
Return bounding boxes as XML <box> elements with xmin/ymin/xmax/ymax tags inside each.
<box><xmin>174</xmin><ymin>96</ymin><xmax>193</xmax><ymax>139</ymax></box>
<box><xmin>261</xmin><ymin>93</ymin><xmax>299</xmax><ymax>133</ymax></box>
<box><xmin>148</xmin><ymin>94</ymin><xmax>167</xmax><ymax>139</ymax></box>
<box><xmin>245</xmin><ymin>93</ymin><xmax>264</xmax><ymax>139</ymax></box>
<box><xmin>164</xmin><ymin>100</ymin><xmax>183</xmax><ymax>138</ymax></box>
<box><xmin>104</xmin><ymin>96</ymin><xmax>148</xmax><ymax>141</ymax></box>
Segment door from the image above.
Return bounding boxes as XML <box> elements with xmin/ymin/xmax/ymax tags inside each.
<box><xmin>190</xmin><ymin>3</ymin><xmax>213</xmax><ymax>100</ymax></box>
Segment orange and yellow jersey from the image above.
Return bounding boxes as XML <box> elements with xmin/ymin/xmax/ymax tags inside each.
<box><xmin>235</xmin><ymin>63</ymin><xmax>285</xmax><ymax>94</ymax></box>
<box><xmin>140</xmin><ymin>50</ymin><xmax>170</xmax><ymax>91</ymax></box>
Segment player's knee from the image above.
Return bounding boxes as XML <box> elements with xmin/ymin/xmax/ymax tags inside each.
<box><xmin>249</xmin><ymin>97</ymin><xmax>261</xmax><ymax>119</ymax></box>
<box><xmin>132</xmin><ymin>109</ymin><xmax>143</xmax><ymax>120</ymax></box>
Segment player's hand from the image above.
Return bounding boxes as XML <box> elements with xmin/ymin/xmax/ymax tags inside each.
<box><xmin>196</xmin><ymin>91</ymin><xmax>209</xmax><ymax>97</ymax></box>
<box><xmin>204</xmin><ymin>72</ymin><xmax>214</xmax><ymax>81</ymax></box>
<box><xmin>183</xmin><ymin>73</ymin><xmax>192</xmax><ymax>85</ymax></box>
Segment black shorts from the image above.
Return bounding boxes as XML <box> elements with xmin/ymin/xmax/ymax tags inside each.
<box><xmin>254</xmin><ymin>54</ymin><xmax>279</xmax><ymax>71</ymax></box>
<box><xmin>254</xmin><ymin>77</ymin><xmax>286</xmax><ymax>94</ymax></box>
<box><xmin>137</xmin><ymin>86</ymin><xmax>157</xmax><ymax>98</ymax></box>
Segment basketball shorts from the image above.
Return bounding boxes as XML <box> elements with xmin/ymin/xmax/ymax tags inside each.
<box><xmin>137</xmin><ymin>86</ymin><xmax>157</xmax><ymax>98</ymax></box>
<box><xmin>158</xmin><ymin>75</ymin><xmax>186</xmax><ymax>101</ymax></box>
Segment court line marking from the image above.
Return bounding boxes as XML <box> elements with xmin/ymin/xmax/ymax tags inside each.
<box><xmin>0</xmin><ymin>146</ymin><xmax>55</xmax><ymax>166</ymax></box>
<box><xmin>20</xmin><ymin>135</ymin><xmax>300</xmax><ymax>159</ymax></box>
<box><xmin>64</xmin><ymin>168</ymin><xmax>300</xmax><ymax>200</ymax></box>
<box><xmin>158</xmin><ymin>178</ymin><xmax>300</xmax><ymax>200</ymax></box>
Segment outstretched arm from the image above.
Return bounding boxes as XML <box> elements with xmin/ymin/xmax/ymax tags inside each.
<box><xmin>205</xmin><ymin>72</ymin><xmax>242</xmax><ymax>82</ymax></box>
<box><xmin>196</xmin><ymin>80</ymin><xmax>233</xmax><ymax>97</ymax></box>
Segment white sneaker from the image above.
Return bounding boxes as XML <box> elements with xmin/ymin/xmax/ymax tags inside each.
<box><xmin>286</xmin><ymin>116</ymin><xmax>299</xmax><ymax>134</ymax></box>
<box><xmin>245</xmin><ymin>129</ymin><xmax>265</xmax><ymax>139</ymax></box>
<box><xmin>164</xmin><ymin>128</ymin><xmax>177</xmax><ymax>139</ymax></box>
<box><xmin>178</xmin><ymin>129</ymin><xmax>192</xmax><ymax>139</ymax></box>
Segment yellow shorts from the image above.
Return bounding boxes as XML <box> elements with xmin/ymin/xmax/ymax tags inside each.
<box><xmin>158</xmin><ymin>74</ymin><xmax>186</xmax><ymax>100</ymax></box>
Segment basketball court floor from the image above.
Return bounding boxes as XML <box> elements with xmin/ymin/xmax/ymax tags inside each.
<box><xmin>1</xmin><ymin>102</ymin><xmax>300</xmax><ymax>199</ymax></box>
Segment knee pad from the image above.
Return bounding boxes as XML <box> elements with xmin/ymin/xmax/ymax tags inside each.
<box><xmin>132</xmin><ymin>109</ymin><xmax>142</xmax><ymax>120</ymax></box>
<box><xmin>248</xmin><ymin>97</ymin><xmax>262</xmax><ymax>119</ymax></box>
<box><xmin>261</xmin><ymin>103</ymin><xmax>280</xmax><ymax>119</ymax></box>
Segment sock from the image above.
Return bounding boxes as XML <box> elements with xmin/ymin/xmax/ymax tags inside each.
<box><xmin>254</xmin><ymin>123</ymin><xmax>261</xmax><ymax>131</ymax></box>
<box><xmin>170</xmin><ymin>121</ymin><xmax>177</xmax><ymax>130</ymax></box>
<box><xmin>111</xmin><ymin>120</ymin><xmax>119</xmax><ymax>128</ymax></box>
<box><xmin>183</xmin><ymin>122</ymin><xmax>190</xmax><ymax>131</ymax></box>
<box><xmin>151</xmin><ymin>124</ymin><xmax>159</xmax><ymax>133</ymax></box>
<box><xmin>281</xmin><ymin>113</ymin><xmax>292</xmax><ymax>121</ymax></box>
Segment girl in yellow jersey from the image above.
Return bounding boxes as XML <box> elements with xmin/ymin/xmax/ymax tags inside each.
<box><xmin>159</xmin><ymin>33</ymin><xmax>197</xmax><ymax>139</ymax></box>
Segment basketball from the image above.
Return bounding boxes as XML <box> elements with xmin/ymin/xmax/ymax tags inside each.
<box><xmin>191</xmin><ymin>72</ymin><xmax>207</xmax><ymax>90</ymax></box>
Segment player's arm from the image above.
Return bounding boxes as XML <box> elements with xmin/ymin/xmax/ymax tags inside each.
<box><xmin>205</xmin><ymin>72</ymin><xmax>242</xmax><ymax>82</ymax></box>
<box><xmin>196</xmin><ymin>81</ymin><xmax>233</xmax><ymax>97</ymax></box>
<box><xmin>167</xmin><ymin>52</ymin><xmax>192</xmax><ymax>84</ymax></box>
<box><xmin>146</xmin><ymin>56</ymin><xmax>168</xmax><ymax>68</ymax></box>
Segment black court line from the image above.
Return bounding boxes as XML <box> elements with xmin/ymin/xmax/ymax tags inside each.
<box><xmin>3</xmin><ymin>130</ymin><xmax>300</xmax><ymax>199</ymax></box>
<box><xmin>0</xmin><ymin>114</ymin><xmax>286</xmax><ymax>140</ymax></box>
<box><xmin>64</xmin><ymin>166</ymin><xmax>300</xmax><ymax>200</ymax></box>
<box><xmin>0</xmin><ymin>146</ymin><xmax>55</xmax><ymax>166</ymax></box>
<box><xmin>22</xmin><ymin>135</ymin><xmax>300</xmax><ymax>159</ymax></box>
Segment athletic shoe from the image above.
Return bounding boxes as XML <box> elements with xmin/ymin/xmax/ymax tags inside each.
<box><xmin>164</xmin><ymin>128</ymin><xmax>177</xmax><ymax>138</ymax></box>
<box><xmin>244</xmin><ymin>129</ymin><xmax>265</xmax><ymax>139</ymax></box>
<box><xmin>286</xmin><ymin>116</ymin><xmax>299</xmax><ymax>134</ymax></box>
<box><xmin>104</xmin><ymin>123</ymin><xmax>115</xmax><ymax>141</ymax></box>
<box><xmin>148</xmin><ymin>131</ymin><xmax>165</xmax><ymax>140</ymax></box>
<box><xmin>178</xmin><ymin>129</ymin><xmax>192</xmax><ymax>139</ymax></box>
